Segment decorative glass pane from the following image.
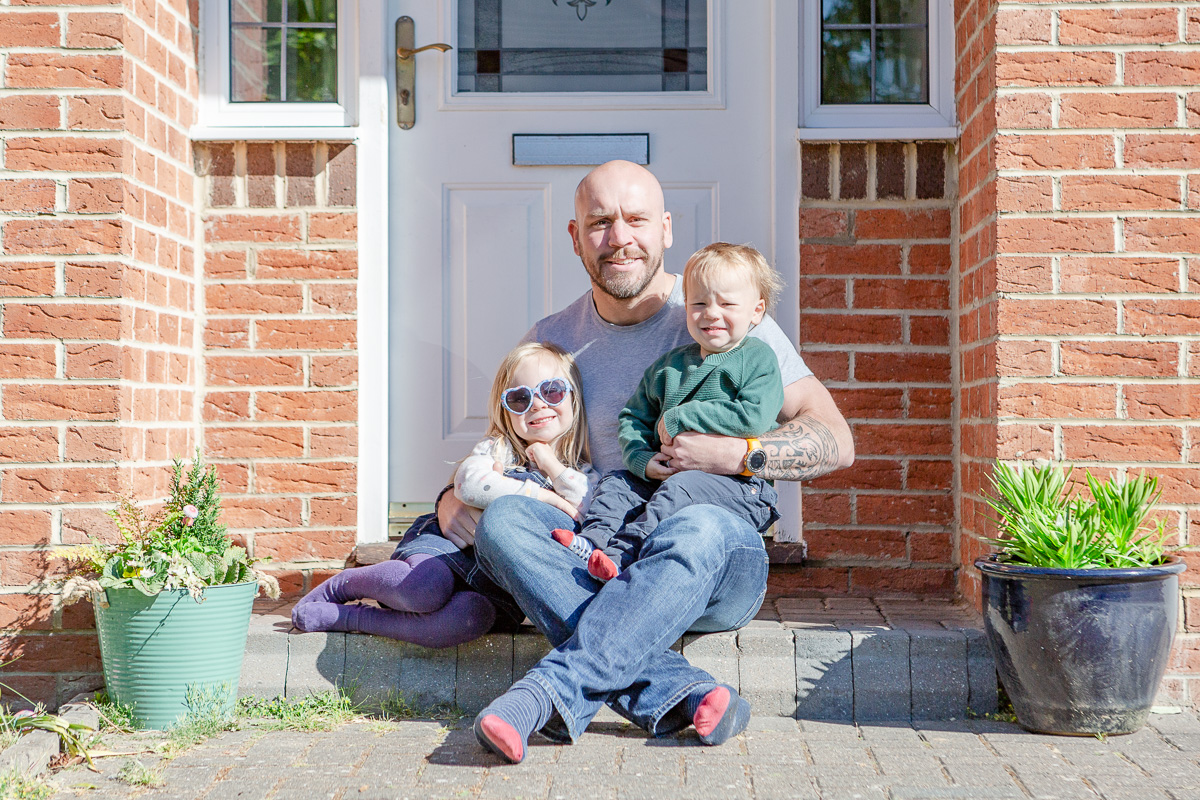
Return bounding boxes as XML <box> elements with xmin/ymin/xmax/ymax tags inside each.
<box><xmin>822</xmin><ymin>0</ymin><xmax>870</xmax><ymax>26</ymax></box>
<box><xmin>286</xmin><ymin>29</ymin><xmax>337</xmax><ymax>100</ymax></box>
<box><xmin>875</xmin><ymin>29</ymin><xmax>926</xmax><ymax>102</ymax></box>
<box><xmin>289</xmin><ymin>0</ymin><xmax>336</xmax><ymax>23</ymax></box>
<box><xmin>233</xmin><ymin>0</ymin><xmax>282</xmax><ymax>23</ymax></box>
<box><xmin>821</xmin><ymin>30</ymin><xmax>871</xmax><ymax>104</ymax></box>
<box><xmin>230</xmin><ymin>0</ymin><xmax>337</xmax><ymax>103</ymax></box>
<box><xmin>232</xmin><ymin>27</ymin><xmax>283</xmax><ymax>101</ymax></box>
<box><xmin>877</xmin><ymin>0</ymin><xmax>925</xmax><ymax>25</ymax></box>
<box><xmin>821</xmin><ymin>0</ymin><xmax>927</xmax><ymax>105</ymax></box>
<box><xmin>457</xmin><ymin>0</ymin><xmax>706</xmax><ymax>93</ymax></box>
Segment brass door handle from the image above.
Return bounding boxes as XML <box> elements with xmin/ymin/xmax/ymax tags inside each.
<box><xmin>397</xmin><ymin>43</ymin><xmax>452</xmax><ymax>60</ymax></box>
<box><xmin>395</xmin><ymin>17</ymin><xmax>451</xmax><ymax>129</ymax></box>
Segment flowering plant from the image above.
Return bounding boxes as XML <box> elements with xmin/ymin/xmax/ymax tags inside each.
<box><xmin>58</xmin><ymin>453</ymin><xmax>279</xmax><ymax>604</ymax></box>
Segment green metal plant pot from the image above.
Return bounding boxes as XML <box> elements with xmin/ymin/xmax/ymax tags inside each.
<box><xmin>94</xmin><ymin>581</ymin><xmax>256</xmax><ymax>730</ymax></box>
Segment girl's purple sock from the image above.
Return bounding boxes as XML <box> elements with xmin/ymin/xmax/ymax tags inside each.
<box><xmin>296</xmin><ymin>556</ymin><xmax>455</xmax><ymax>614</ymax></box>
<box><xmin>291</xmin><ymin>590</ymin><xmax>496</xmax><ymax>649</ymax></box>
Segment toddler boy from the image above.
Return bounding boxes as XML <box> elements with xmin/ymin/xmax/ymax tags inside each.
<box><xmin>553</xmin><ymin>242</ymin><xmax>784</xmax><ymax>580</ymax></box>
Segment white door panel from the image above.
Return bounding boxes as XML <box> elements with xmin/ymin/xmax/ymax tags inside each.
<box><xmin>388</xmin><ymin>0</ymin><xmax>799</xmax><ymax>541</ymax></box>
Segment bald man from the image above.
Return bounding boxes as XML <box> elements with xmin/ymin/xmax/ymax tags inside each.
<box><xmin>437</xmin><ymin>161</ymin><xmax>854</xmax><ymax>763</ymax></box>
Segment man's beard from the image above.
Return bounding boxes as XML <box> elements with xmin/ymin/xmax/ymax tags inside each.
<box><xmin>582</xmin><ymin>247</ymin><xmax>664</xmax><ymax>300</ymax></box>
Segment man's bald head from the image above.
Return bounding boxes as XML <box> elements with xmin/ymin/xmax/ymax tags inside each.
<box><xmin>568</xmin><ymin>161</ymin><xmax>673</xmax><ymax>304</ymax></box>
<box><xmin>573</xmin><ymin>160</ymin><xmax>666</xmax><ymax>219</ymax></box>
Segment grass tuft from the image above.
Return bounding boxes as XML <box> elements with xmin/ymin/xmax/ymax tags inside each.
<box><xmin>237</xmin><ymin>691</ymin><xmax>358</xmax><ymax>732</ymax></box>
<box><xmin>116</xmin><ymin>760</ymin><xmax>164</xmax><ymax>788</ymax></box>
<box><xmin>0</xmin><ymin>769</ymin><xmax>53</xmax><ymax>800</ymax></box>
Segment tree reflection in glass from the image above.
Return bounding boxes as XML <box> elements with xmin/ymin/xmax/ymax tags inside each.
<box><xmin>820</xmin><ymin>0</ymin><xmax>926</xmax><ymax>105</ymax></box>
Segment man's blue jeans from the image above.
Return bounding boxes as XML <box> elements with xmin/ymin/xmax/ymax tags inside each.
<box><xmin>473</xmin><ymin>493</ymin><xmax>770</xmax><ymax>742</ymax></box>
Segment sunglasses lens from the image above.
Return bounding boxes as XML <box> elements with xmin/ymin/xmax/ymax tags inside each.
<box><xmin>504</xmin><ymin>387</ymin><xmax>532</xmax><ymax>414</ymax></box>
<box><xmin>540</xmin><ymin>379</ymin><xmax>568</xmax><ymax>406</ymax></box>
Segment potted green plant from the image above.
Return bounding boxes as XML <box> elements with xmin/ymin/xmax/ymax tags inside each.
<box><xmin>58</xmin><ymin>453</ymin><xmax>279</xmax><ymax>730</ymax></box>
<box><xmin>975</xmin><ymin>461</ymin><xmax>1185</xmax><ymax>735</ymax></box>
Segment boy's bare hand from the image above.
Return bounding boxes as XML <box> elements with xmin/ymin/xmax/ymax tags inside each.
<box><xmin>656</xmin><ymin>416</ymin><xmax>673</xmax><ymax>446</ymax></box>
<box><xmin>644</xmin><ymin>452</ymin><xmax>677</xmax><ymax>481</ymax></box>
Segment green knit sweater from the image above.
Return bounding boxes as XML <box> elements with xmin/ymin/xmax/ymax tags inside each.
<box><xmin>618</xmin><ymin>337</ymin><xmax>785</xmax><ymax>480</ymax></box>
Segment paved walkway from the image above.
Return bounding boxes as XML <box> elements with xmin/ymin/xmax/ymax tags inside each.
<box><xmin>43</xmin><ymin>711</ymin><xmax>1200</xmax><ymax>799</ymax></box>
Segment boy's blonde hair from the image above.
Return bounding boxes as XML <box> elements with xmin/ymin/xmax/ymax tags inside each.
<box><xmin>683</xmin><ymin>242</ymin><xmax>783</xmax><ymax>310</ymax></box>
<box><xmin>486</xmin><ymin>341</ymin><xmax>590</xmax><ymax>470</ymax></box>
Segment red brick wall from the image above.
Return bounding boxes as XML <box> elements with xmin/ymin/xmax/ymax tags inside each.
<box><xmin>0</xmin><ymin>0</ymin><xmax>200</xmax><ymax>706</ymax></box>
<box><xmin>961</xmin><ymin>1</ymin><xmax>1200</xmax><ymax>705</ymax></box>
<box><xmin>195</xmin><ymin>142</ymin><xmax>358</xmax><ymax>600</ymax></box>
<box><xmin>793</xmin><ymin>141</ymin><xmax>957</xmax><ymax>597</ymax></box>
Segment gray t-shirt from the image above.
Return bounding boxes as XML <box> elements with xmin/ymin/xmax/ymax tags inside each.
<box><xmin>523</xmin><ymin>274</ymin><xmax>813</xmax><ymax>474</ymax></box>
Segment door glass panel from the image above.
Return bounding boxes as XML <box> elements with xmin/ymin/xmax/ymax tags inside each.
<box><xmin>457</xmin><ymin>0</ymin><xmax>707</xmax><ymax>93</ymax></box>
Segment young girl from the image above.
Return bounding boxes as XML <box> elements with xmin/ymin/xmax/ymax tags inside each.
<box><xmin>292</xmin><ymin>342</ymin><xmax>598</xmax><ymax>649</ymax></box>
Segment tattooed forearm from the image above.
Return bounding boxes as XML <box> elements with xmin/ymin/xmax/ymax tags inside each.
<box><xmin>760</xmin><ymin>415</ymin><xmax>842</xmax><ymax>481</ymax></box>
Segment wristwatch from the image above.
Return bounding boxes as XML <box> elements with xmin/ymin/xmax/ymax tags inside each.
<box><xmin>741</xmin><ymin>437</ymin><xmax>768</xmax><ymax>477</ymax></box>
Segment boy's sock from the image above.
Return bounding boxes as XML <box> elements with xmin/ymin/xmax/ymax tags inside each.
<box><xmin>473</xmin><ymin>680</ymin><xmax>555</xmax><ymax>764</ymax></box>
<box><xmin>685</xmin><ymin>684</ymin><xmax>751</xmax><ymax>746</ymax></box>
<box><xmin>550</xmin><ymin>528</ymin><xmax>595</xmax><ymax>560</ymax></box>
<box><xmin>587</xmin><ymin>549</ymin><xmax>619</xmax><ymax>582</ymax></box>
<box><xmin>295</xmin><ymin>556</ymin><xmax>455</xmax><ymax>614</ymax></box>
<box><xmin>291</xmin><ymin>590</ymin><xmax>495</xmax><ymax>649</ymax></box>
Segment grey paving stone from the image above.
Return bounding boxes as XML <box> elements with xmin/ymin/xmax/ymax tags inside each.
<box><xmin>746</xmin><ymin>766</ymin><xmax>821</xmax><ymax>800</ymax></box>
<box><xmin>477</xmin><ymin>771</ymin><xmax>551</xmax><ymax>799</ymax></box>
<box><xmin>965</xmin><ymin>627</ymin><xmax>999</xmax><ymax>715</ymax></box>
<box><xmin>513</xmin><ymin>631</ymin><xmax>553</xmax><ymax>680</ymax></box>
<box><xmin>794</xmin><ymin>627</ymin><xmax>853</xmax><ymax>721</ymax></box>
<box><xmin>890</xmin><ymin>790</ymin><xmax>1025</xmax><ymax>799</ymax></box>
<box><xmin>737</xmin><ymin>623</ymin><xmax>797</xmax><ymax>716</ymax></box>
<box><xmin>456</xmin><ymin>633</ymin><xmax>515</xmax><ymax>714</ymax></box>
<box><xmin>236</xmin><ymin>730</ymin><xmax>314</xmax><ymax>767</ymax></box>
<box><xmin>344</xmin><ymin>633</ymin><xmax>456</xmax><ymax>712</ymax></box>
<box><xmin>911</xmin><ymin>629</ymin><xmax>969</xmax><ymax>720</ymax></box>
<box><xmin>940</xmin><ymin>758</ymin><xmax>1024</xmax><ymax>789</ymax></box>
<box><xmin>856</xmin><ymin>722</ymin><xmax>925</xmax><ymax>743</ymax></box>
<box><xmin>241</xmin><ymin>612</ymin><xmax>290</xmax><ymax>699</ymax></box>
<box><xmin>850</xmin><ymin>628</ymin><xmax>911</xmax><ymax>722</ymax></box>
<box><xmin>683</xmin><ymin>631</ymin><xmax>740</xmax><ymax>690</ymax></box>
<box><xmin>284</xmin><ymin>630</ymin><xmax>345</xmax><ymax>698</ymax></box>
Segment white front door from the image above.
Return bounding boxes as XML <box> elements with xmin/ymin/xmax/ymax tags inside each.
<box><xmin>386</xmin><ymin>0</ymin><xmax>801</xmax><ymax>537</ymax></box>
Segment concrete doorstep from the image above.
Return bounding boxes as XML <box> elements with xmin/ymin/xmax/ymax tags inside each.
<box><xmin>241</xmin><ymin>597</ymin><xmax>999</xmax><ymax>723</ymax></box>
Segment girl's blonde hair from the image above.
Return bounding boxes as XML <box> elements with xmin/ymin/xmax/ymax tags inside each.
<box><xmin>683</xmin><ymin>242</ymin><xmax>784</xmax><ymax>310</ymax></box>
<box><xmin>486</xmin><ymin>342</ymin><xmax>590</xmax><ymax>470</ymax></box>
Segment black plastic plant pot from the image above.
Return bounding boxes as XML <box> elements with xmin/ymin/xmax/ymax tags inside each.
<box><xmin>975</xmin><ymin>554</ymin><xmax>1185</xmax><ymax>736</ymax></box>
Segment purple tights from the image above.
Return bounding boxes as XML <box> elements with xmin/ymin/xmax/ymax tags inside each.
<box><xmin>291</xmin><ymin>555</ymin><xmax>496</xmax><ymax>649</ymax></box>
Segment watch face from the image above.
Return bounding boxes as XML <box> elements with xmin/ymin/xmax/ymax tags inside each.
<box><xmin>747</xmin><ymin>448</ymin><xmax>768</xmax><ymax>473</ymax></box>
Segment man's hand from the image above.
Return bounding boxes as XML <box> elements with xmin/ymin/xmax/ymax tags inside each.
<box><xmin>644</xmin><ymin>452</ymin><xmax>676</xmax><ymax>481</ymax></box>
<box><xmin>659</xmin><ymin>431</ymin><xmax>747</xmax><ymax>475</ymax></box>
<box><xmin>437</xmin><ymin>491</ymin><xmax>483</xmax><ymax>549</ymax></box>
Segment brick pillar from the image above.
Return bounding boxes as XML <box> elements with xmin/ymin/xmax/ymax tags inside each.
<box><xmin>0</xmin><ymin>1</ymin><xmax>201</xmax><ymax>705</ymax></box>
<box><xmin>960</xmin><ymin>2</ymin><xmax>1200</xmax><ymax>703</ymax></box>
<box><xmin>954</xmin><ymin>0</ymin><xmax>1001</xmax><ymax>608</ymax></box>
<box><xmin>797</xmin><ymin>142</ymin><xmax>956</xmax><ymax>596</ymax></box>
<box><xmin>195</xmin><ymin>142</ymin><xmax>359</xmax><ymax>599</ymax></box>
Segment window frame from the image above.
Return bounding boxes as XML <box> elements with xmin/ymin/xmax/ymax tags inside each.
<box><xmin>198</xmin><ymin>0</ymin><xmax>357</xmax><ymax>130</ymax></box>
<box><xmin>798</xmin><ymin>0</ymin><xmax>956</xmax><ymax>140</ymax></box>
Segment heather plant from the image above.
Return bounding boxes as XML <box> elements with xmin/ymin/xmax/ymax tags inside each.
<box><xmin>57</xmin><ymin>453</ymin><xmax>280</xmax><ymax>603</ymax></box>
<box><xmin>985</xmin><ymin>461</ymin><xmax>1168</xmax><ymax>569</ymax></box>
